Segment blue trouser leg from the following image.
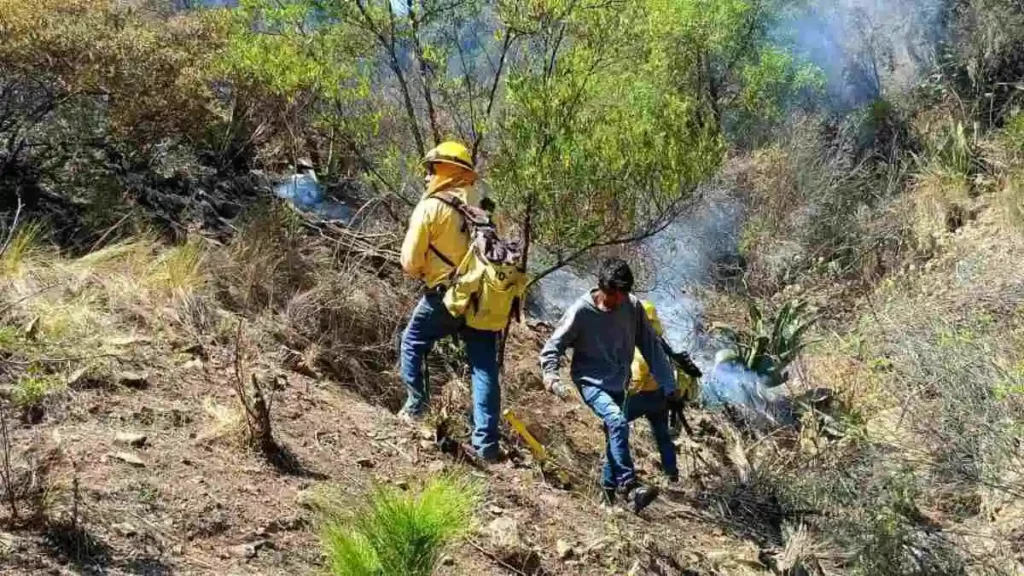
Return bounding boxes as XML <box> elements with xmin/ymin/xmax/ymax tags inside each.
<box><xmin>601</xmin><ymin>426</ymin><xmax>615</xmax><ymax>489</ymax></box>
<box><xmin>399</xmin><ymin>292</ymin><xmax>460</xmax><ymax>415</ymax></box>
<box><xmin>625</xmin><ymin>390</ymin><xmax>679</xmax><ymax>479</ymax></box>
<box><xmin>462</xmin><ymin>327</ymin><xmax>500</xmax><ymax>459</ymax></box>
<box><xmin>580</xmin><ymin>385</ymin><xmax>635</xmax><ymax>489</ymax></box>
<box><xmin>647</xmin><ymin>409</ymin><xmax>678</xmax><ymax>478</ymax></box>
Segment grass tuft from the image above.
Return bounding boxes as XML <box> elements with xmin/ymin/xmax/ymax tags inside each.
<box><xmin>320</xmin><ymin>475</ymin><xmax>482</xmax><ymax>576</ymax></box>
<box><xmin>146</xmin><ymin>240</ymin><xmax>207</xmax><ymax>295</ymax></box>
<box><xmin>197</xmin><ymin>397</ymin><xmax>245</xmax><ymax>445</ymax></box>
<box><xmin>0</xmin><ymin>222</ymin><xmax>45</xmax><ymax>277</ymax></box>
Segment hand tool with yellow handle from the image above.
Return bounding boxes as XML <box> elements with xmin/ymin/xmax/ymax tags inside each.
<box><xmin>502</xmin><ymin>409</ymin><xmax>547</xmax><ymax>463</ymax></box>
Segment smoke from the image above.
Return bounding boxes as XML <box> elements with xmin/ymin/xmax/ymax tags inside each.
<box><xmin>527</xmin><ymin>187</ymin><xmax>744</xmax><ymax>365</ymax></box>
<box><xmin>779</xmin><ymin>0</ymin><xmax>948</xmax><ymax>109</ymax></box>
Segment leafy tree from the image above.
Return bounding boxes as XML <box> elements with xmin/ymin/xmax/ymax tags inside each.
<box><xmin>489</xmin><ymin>0</ymin><xmax>725</xmax><ymax>281</ymax></box>
<box><xmin>215</xmin><ymin>0</ymin><xmax>373</xmax><ymax>172</ymax></box>
<box><xmin>0</xmin><ymin>0</ymin><xmax>225</xmax><ymax>237</ymax></box>
<box><xmin>215</xmin><ymin>0</ymin><xmax>818</xmax><ymax>277</ymax></box>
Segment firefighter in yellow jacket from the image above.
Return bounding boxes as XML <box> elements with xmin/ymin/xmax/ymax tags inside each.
<box><xmin>398</xmin><ymin>141</ymin><xmax>503</xmax><ymax>463</ymax></box>
<box><xmin>625</xmin><ymin>301</ymin><xmax>682</xmax><ymax>482</ymax></box>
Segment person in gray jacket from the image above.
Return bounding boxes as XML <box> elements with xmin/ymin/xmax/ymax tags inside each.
<box><xmin>539</xmin><ymin>258</ymin><xmax>678</xmax><ymax>513</ymax></box>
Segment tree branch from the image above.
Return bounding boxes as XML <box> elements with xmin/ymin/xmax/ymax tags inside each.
<box><xmin>0</xmin><ymin>193</ymin><xmax>23</xmax><ymax>258</ymax></box>
<box><xmin>407</xmin><ymin>0</ymin><xmax>441</xmax><ymax>145</ymax></box>
<box><xmin>526</xmin><ymin>192</ymin><xmax>697</xmax><ymax>289</ymax></box>
<box><xmin>355</xmin><ymin>0</ymin><xmax>426</xmax><ymax>157</ymax></box>
<box><xmin>472</xmin><ymin>30</ymin><xmax>515</xmax><ymax>162</ymax></box>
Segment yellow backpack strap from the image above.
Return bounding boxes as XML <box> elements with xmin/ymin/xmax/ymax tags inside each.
<box><xmin>423</xmin><ymin>191</ymin><xmax>464</xmax><ymax>276</ymax></box>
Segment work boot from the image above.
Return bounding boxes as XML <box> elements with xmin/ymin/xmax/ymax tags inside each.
<box><xmin>602</xmin><ymin>486</ymin><xmax>617</xmax><ymax>505</ymax></box>
<box><xmin>398</xmin><ymin>409</ymin><xmax>433</xmax><ymax>440</ymax></box>
<box><xmin>621</xmin><ymin>483</ymin><xmax>659</xmax><ymax>514</ymax></box>
<box><xmin>460</xmin><ymin>443</ymin><xmax>505</xmax><ymax>467</ymax></box>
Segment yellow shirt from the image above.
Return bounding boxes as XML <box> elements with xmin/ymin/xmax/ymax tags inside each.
<box><xmin>630</xmin><ymin>349</ymin><xmax>698</xmax><ymax>400</ymax></box>
<box><xmin>400</xmin><ymin>186</ymin><xmax>479</xmax><ymax>289</ymax></box>
<box><xmin>630</xmin><ymin>348</ymin><xmax>661</xmax><ymax>394</ymax></box>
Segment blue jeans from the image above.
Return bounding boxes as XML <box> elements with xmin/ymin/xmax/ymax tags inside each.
<box><xmin>400</xmin><ymin>292</ymin><xmax>500</xmax><ymax>459</ymax></box>
<box><xmin>579</xmin><ymin>385</ymin><xmax>636</xmax><ymax>490</ymax></box>
<box><xmin>580</xmin><ymin>386</ymin><xmax>678</xmax><ymax>489</ymax></box>
<box><xmin>625</xmin><ymin>390</ymin><xmax>678</xmax><ymax>479</ymax></box>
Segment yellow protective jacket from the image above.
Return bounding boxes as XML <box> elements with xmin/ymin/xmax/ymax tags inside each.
<box><xmin>630</xmin><ymin>351</ymin><xmax>698</xmax><ymax>401</ymax></box>
<box><xmin>629</xmin><ymin>301</ymin><xmax>698</xmax><ymax>400</ymax></box>
<box><xmin>400</xmin><ymin>185</ymin><xmax>481</xmax><ymax>289</ymax></box>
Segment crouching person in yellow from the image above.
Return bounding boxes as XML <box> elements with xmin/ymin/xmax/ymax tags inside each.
<box><xmin>399</xmin><ymin>141</ymin><xmax>525</xmax><ymax>463</ymax></box>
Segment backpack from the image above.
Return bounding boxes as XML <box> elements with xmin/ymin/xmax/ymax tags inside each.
<box><xmin>427</xmin><ymin>191</ymin><xmax>528</xmax><ymax>332</ymax></box>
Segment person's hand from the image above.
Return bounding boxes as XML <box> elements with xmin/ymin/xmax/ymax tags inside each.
<box><xmin>544</xmin><ymin>373</ymin><xmax>571</xmax><ymax>400</ymax></box>
<box><xmin>665</xmin><ymin>388</ymin><xmax>685</xmax><ymax>410</ymax></box>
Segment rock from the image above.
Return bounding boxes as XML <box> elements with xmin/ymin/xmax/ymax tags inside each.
<box><xmin>115</xmin><ymin>432</ymin><xmax>148</xmax><ymax>447</ymax></box>
<box><xmin>66</xmin><ymin>367</ymin><xmax>89</xmax><ymax>387</ymax></box>
<box><xmin>486</xmin><ymin>504</ymin><xmax>505</xmax><ymax>515</ymax></box>
<box><xmin>23</xmin><ymin>316</ymin><xmax>39</xmax><ymax>340</ymax></box>
<box><xmin>419</xmin><ymin>440</ymin><xmax>436</xmax><ymax>451</ymax></box>
<box><xmin>262</xmin><ymin>516</ymin><xmax>305</xmax><ymax>534</ymax></box>
<box><xmin>117</xmin><ymin>371</ymin><xmax>148</xmax><ymax>389</ymax></box>
<box><xmin>231</xmin><ymin>543</ymin><xmax>257</xmax><ymax>560</ymax></box>
<box><xmin>539</xmin><ymin>493</ymin><xmax>562</xmax><ymax>508</ymax></box>
<box><xmin>113</xmin><ymin>522</ymin><xmax>138</xmax><ymax>537</ymax></box>
<box><xmin>486</xmin><ymin>517</ymin><xmax>521</xmax><ymax>550</ymax></box>
<box><xmin>440</xmin><ymin>555</ymin><xmax>455</xmax><ymax>566</ymax></box>
<box><xmin>394</xmin><ymin>480</ymin><xmax>410</xmax><ymax>490</ymax></box>
<box><xmin>110</xmin><ymin>452</ymin><xmax>145</xmax><ymax>467</ymax></box>
<box><xmin>181</xmin><ymin>358</ymin><xmax>204</xmax><ymax>371</ymax></box>
<box><xmin>556</xmin><ymin>539</ymin><xmax>575</xmax><ymax>560</ymax></box>
<box><xmin>356</xmin><ymin>457</ymin><xmax>374</xmax><ymax>468</ymax></box>
<box><xmin>108</xmin><ymin>336</ymin><xmax>150</xmax><ymax>347</ymax></box>
<box><xmin>231</xmin><ymin>540</ymin><xmax>270</xmax><ymax>560</ymax></box>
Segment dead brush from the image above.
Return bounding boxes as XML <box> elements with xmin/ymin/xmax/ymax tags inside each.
<box><xmin>739</xmin><ymin>113</ymin><xmax>913</xmax><ymax>298</ymax></box>
<box><xmin>786</xmin><ymin>257</ymin><xmax>1024</xmax><ymax>573</ymax></box>
<box><xmin>0</xmin><ymin>408</ymin><xmax>66</xmax><ymax>527</ymax></box>
<box><xmin>214</xmin><ymin>203</ymin><xmax>312</xmax><ymax>314</ymax></box>
<box><xmin>280</xmin><ymin>261</ymin><xmax>415</xmax><ymax>403</ymax></box>
<box><xmin>231</xmin><ymin>320</ymin><xmax>280</xmax><ymax>458</ymax></box>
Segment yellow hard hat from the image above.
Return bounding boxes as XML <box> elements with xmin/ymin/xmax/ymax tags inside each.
<box><xmin>422</xmin><ymin>141</ymin><xmax>474</xmax><ymax>172</ymax></box>
<box><xmin>641</xmin><ymin>300</ymin><xmax>664</xmax><ymax>336</ymax></box>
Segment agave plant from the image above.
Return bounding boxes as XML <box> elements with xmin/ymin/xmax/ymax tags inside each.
<box><xmin>712</xmin><ymin>299</ymin><xmax>818</xmax><ymax>385</ymax></box>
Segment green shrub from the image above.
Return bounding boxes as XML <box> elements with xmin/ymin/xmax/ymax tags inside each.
<box><xmin>711</xmin><ymin>298</ymin><xmax>818</xmax><ymax>384</ymax></box>
<box><xmin>320</xmin><ymin>475</ymin><xmax>482</xmax><ymax>576</ymax></box>
<box><xmin>12</xmin><ymin>370</ymin><xmax>64</xmax><ymax>409</ymax></box>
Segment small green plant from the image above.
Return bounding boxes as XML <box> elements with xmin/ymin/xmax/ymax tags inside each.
<box><xmin>320</xmin><ymin>475</ymin><xmax>482</xmax><ymax>576</ymax></box>
<box><xmin>712</xmin><ymin>299</ymin><xmax>818</xmax><ymax>384</ymax></box>
<box><xmin>0</xmin><ymin>326</ymin><xmax>20</xmax><ymax>350</ymax></box>
<box><xmin>12</xmin><ymin>370</ymin><xmax>64</xmax><ymax>409</ymax></box>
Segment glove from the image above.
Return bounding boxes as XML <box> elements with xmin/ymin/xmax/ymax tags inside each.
<box><xmin>671</xmin><ymin>350</ymin><xmax>703</xmax><ymax>379</ymax></box>
<box><xmin>544</xmin><ymin>373</ymin><xmax>572</xmax><ymax>400</ymax></box>
<box><xmin>666</xmin><ymin>390</ymin><xmax>685</xmax><ymax>411</ymax></box>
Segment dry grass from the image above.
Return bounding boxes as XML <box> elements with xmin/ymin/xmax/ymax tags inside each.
<box><xmin>737</xmin><ymin>112</ymin><xmax>913</xmax><ymax>300</ymax></box>
<box><xmin>748</xmin><ymin>205</ymin><xmax>1024</xmax><ymax>575</ymax></box>
<box><xmin>909</xmin><ymin>161</ymin><xmax>972</xmax><ymax>243</ymax></box>
<box><xmin>196</xmin><ymin>396</ymin><xmax>246</xmax><ymax>446</ymax></box>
